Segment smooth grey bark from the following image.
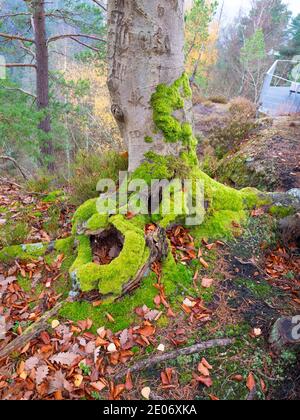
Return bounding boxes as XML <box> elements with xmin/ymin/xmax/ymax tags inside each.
<box><xmin>107</xmin><ymin>0</ymin><xmax>191</xmax><ymax>171</ymax></box>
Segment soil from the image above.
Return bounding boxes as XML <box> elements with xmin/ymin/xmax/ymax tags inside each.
<box><xmin>193</xmin><ymin>102</ymin><xmax>300</xmax><ymax>191</ymax></box>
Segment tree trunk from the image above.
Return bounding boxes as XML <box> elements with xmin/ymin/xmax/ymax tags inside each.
<box><xmin>33</xmin><ymin>0</ymin><xmax>54</xmax><ymax>171</ymax></box>
<box><xmin>107</xmin><ymin>0</ymin><xmax>190</xmax><ymax>171</ymax></box>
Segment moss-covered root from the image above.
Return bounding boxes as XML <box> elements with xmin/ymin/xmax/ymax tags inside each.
<box><xmin>190</xmin><ymin>168</ymin><xmax>266</xmax><ymax>239</ymax></box>
<box><xmin>0</xmin><ymin>237</ymin><xmax>75</xmax><ymax>264</ymax></box>
<box><xmin>70</xmin><ymin>215</ymin><xmax>150</xmax><ymax>298</ymax></box>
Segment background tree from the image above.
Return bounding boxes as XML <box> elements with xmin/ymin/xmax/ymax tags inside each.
<box><xmin>185</xmin><ymin>0</ymin><xmax>218</xmax><ymax>85</ymax></box>
<box><xmin>280</xmin><ymin>14</ymin><xmax>300</xmax><ymax>58</ymax></box>
<box><xmin>209</xmin><ymin>0</ymin><xmax>292</xmax><ymax>100</ymax></box>
<box><xmin>240</xmin><ymin>28</ymin><xmax>266</xmax><ymax>103</ymax></box>
<box><xmin>0</xmin><ymin>0</ymin><xmax>106</xmax><ymax>170</ymax></box>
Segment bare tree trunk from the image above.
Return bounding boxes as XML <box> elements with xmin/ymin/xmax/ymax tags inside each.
<box><xmin>33</xmin><ymin>0</ymin><xmax>54</xmax><ymax>171</ymax></box>
<box><xmin>107</xmin><ymin>0</ymin><xmax>191</xmax><ymax>171</ymax></box>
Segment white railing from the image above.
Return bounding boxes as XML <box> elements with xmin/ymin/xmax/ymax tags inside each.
<box><xmin>259</xmin><ymin>60</ymin><xmax>300</xmax><ymax>115</ymax></box>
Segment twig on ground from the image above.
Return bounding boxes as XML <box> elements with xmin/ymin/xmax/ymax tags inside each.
<box><xmin>0</xmin><ymin>156</ymin><xmax>29</xmax><ymax>180</ymax></box>
<box><xmin>114</xmin><ymin>338</ymin><xmax>234</xmax><ymax>381</ymax></box>
<box><xmin>0</xmin><ymin>301</ymin><xmax>63</xmax><ymax>359</ymax></box>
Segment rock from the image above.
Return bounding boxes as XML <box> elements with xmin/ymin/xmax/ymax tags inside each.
<box><xmin>288</xmin><ymin>188</ymin><xmax>300</xmax><ymax>200</ymax></box>
<box><xmin>278</xmin><ymin>213</ymin><xmax>300</xmax><ymax>247</ymax></box>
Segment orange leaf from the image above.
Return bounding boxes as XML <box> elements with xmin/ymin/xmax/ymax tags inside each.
<box><xmin>246</xmin><ymin>373</ymin><xmax>256</xmax><ymax>392</ymax></box>
<box><xmin>125</xmin><ymin>371</ymin><xmax>133</xmax><ymax>391</ymax></box>
<box><xmin>196</xmin><ymin>375</ymin><xmax>213</xmax><ymax>388</ymax></box>
<box><xmin>198</xmin><ymin>363</ymin><xmax>210</xmax><ymax>377</ymax></box>
<box><xmin>199</xmin><ymin>258</ymin><xmax>209</xmax><ymax>269</ymax></box>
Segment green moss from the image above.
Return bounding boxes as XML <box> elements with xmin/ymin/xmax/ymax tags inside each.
<box><xmin>17</xmin><ymin>275</ymin><xmax>32</xmax><ymax>293</ymax></box>
<box><xmin>131</xmin><ymin>151</ymin><xmax>191</xmax><ymax>186</ymax></box>
<box><xmin>236</xmin><ymin>278</ymin><xmax>272</xmax><ymax>299</ymax></box>
<box><xmin>55</xmin><ymin>237</ymin><xmax>75</xmax><ymax>255</ymax></box>
<box><xmin>156</xmin><ymin>315</ymin><xmax>169</xmax><ymax>328</ymax></box>
<box><xmin>150</xmin><ymin>73</ymin><xmax>194</xmax><ymax>146</ymax></box>
<box><xmin>60</xmin><ymin>272</ymin><xmax>159</xmax><ymax>332</ymax></box>
<box><xmin>72</xmin><ymin>198</ymin><xmax>97</xmax><ymax>233</ymax></box>
<box><xmin>269</xmin><ymin>205</ymin><xmax>295</xmax><ymax>218</ymax></box>
<box><xmin>71</xmin><ymin>215</ymin><xmax>149</xmax><ymax>297</ymax></box>
<box><xmin>0</xmin><ymin>242</ymin><xmax>48</xmax><ymax>263</ymax></box>
<box><xmin>42</xmin><ymin>190</ymin><xmax>64</xmax><ymax>203</ymax></box>
<box><xmin>144</xmin><ymin>136</ymin><xmax>153</xmax><ymax>144</ymax></box>
<box><xmin>86</xmin><ymin>213</ymin><xmax>109</xmax><ymax>231</ymax></box>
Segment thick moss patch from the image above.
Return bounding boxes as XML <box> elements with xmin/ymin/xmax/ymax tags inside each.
<box><xmin>70</xmin><ymin>215</ymin><xmax>149</xmax><ymax>297</ymax></box>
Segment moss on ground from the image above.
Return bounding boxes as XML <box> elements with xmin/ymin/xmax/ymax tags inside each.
<box><xmin>60</xmin><ymin>251</ymin><xmax>194</xmax><ymax>332</ymax></box>
<box><xmin>0</xmin><ymin>242</ymin><xmax>48</xmax><ymax>263</ymax></box>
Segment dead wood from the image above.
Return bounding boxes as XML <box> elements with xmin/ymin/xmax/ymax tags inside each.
<box><xmin>114</xmin><ymin>338</ymin><xmax>234</xmax><ymax>381</ymax></box>
<box><xmin>0</xmin><ymin>301</ymin><xmax>63</xmax><ymax>359</ymax></box>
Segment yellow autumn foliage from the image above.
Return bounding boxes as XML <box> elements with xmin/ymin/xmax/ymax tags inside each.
<box><xmin>64</xmin><ymin>62</ymin><xmax>123</xmax><ymax>151</ymax></box>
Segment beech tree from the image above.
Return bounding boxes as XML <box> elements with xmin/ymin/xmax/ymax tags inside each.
<box><xmin>0</xmin><ymin>0</ymin><xmax>106</xmax><ymax>170</ymax></box>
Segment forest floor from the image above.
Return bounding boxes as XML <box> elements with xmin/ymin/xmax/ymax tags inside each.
<box><xmin>0</xmin><ymin>180</ymin><xmax>299</xmax><ymax>400</ymax></box>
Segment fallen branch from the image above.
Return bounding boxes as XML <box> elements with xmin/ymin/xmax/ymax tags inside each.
<box><xmin>0</xmin><ymin>301</ymin><xmax>63</xmax><ymax>360</ymax></box>
<box><xmin>0</xmin><ymin>156</ymin><xmax>29</xmax><ymax>180</ymax></box>
<box><xmin>114</xmin><ymin>338</ymin><xmax>234</xmax><ymax>381</ymax></box>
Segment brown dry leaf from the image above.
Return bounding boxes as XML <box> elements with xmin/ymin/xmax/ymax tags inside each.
<box><xmin>138</xmin><ymin>324</ymin><xmax>155</xmax><ymax>337</ymax></box>
<box><xmin>197</xmin><ymin>362</ymin><xmax>210</xmax><ymax>377</ymax></box>
<box><xmin>40</xmin><ymin>331</ymin><xmax>51</xmax><ymax>345</ymax></box>
<box><xmin>36</xmin><ymin>365</ymin><xmax>49</xmax><ymax>386</ymax></box>
<box><xmin>232</xmin><ymin>374</ymin><xmax>243</xmax><ymax>382</ymax></box>
<box><xmin>246</xmin><ymin>372</ymin><xmax>256</xmax><ymax>392</ymax></box>
<box><xmin>199</xmin><ymin>258</ymin><xmax>209</xmax><ymax>269</ymax></box>
<box><xmin>106</xmin><ymin>313</ymin><xmax>115</xmax><ymax>323</ymax></box>
<box><xmin>260</xmin><ymin>379</ymin><xmax>267</xmax><ymax>394</ymax></box>
<box><xmin>201</xmin><ymin>358</ymin><xmax>213</xmax><ymax>370</ymax></box>
<box><xmin>209</xmin><ymin>394</ymin><xmax>220</xmax><ymax>401</ymax></box>
<box><xmin>24</xmin><ymin>357</ymin><xmax>39</xmax><ymax>371</ymax></box>
<box><xmin>91</xmin><ymin>381</ymin><xmax>106</xmax><ymax>392</ymax></box>
<box><xmin>201</xmin><ymin>278</ymin><xmax>214</xmax><ymax>288</ymax></box>
<box><xmin>50</xmin><ymin>352</ymin><xmax>79</xmax><ymax>366</ymax></box>
<box><xmin>196</xmin><ymin>375</ymin><xmax>213</xmax><ymax>388</ymax></box>
<box><xmin>125</xmin><ymin>371</ymin><xmax>133</xmax><ymax>391</ymax></box>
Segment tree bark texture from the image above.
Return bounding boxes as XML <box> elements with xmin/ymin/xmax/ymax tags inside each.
<box><xmin>107</xmin><ymin>0</ymin><xmax>191</xmax><ymax>171</ymax></box>
<box><xmin>32</xmin><ymin>0</ymin><xmax>54</xmax><ymax>170</ymax></box>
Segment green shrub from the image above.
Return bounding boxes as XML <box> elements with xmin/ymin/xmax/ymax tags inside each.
<box><xmin>43</xmin><ymin>205</ymin><xmax>61</xmax><ymax>238</ymax></box>
<box><xmin>69</xmin><ymin>150</ymin><xmax>128</xmax><ymax>205</ymax></box>
<box><xmin>0</xmin><ymin>220</ymin><xmax>30</xmax><ymax>247</ymax></box>
<box><xmin>26</xmin><ymin>172</ymin><xmax>55</xmax><ymax>193</ymax></box>
<box><xmin>209</xmin><ymin>97</ymin><xmax>257</xmax><ymax>159</ymax></box>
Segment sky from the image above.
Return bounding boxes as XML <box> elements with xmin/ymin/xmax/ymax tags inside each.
<box><xmin>217</xmin><ymin>0</ymin><xmax>300</xmax><ymax>23</ymax></box>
